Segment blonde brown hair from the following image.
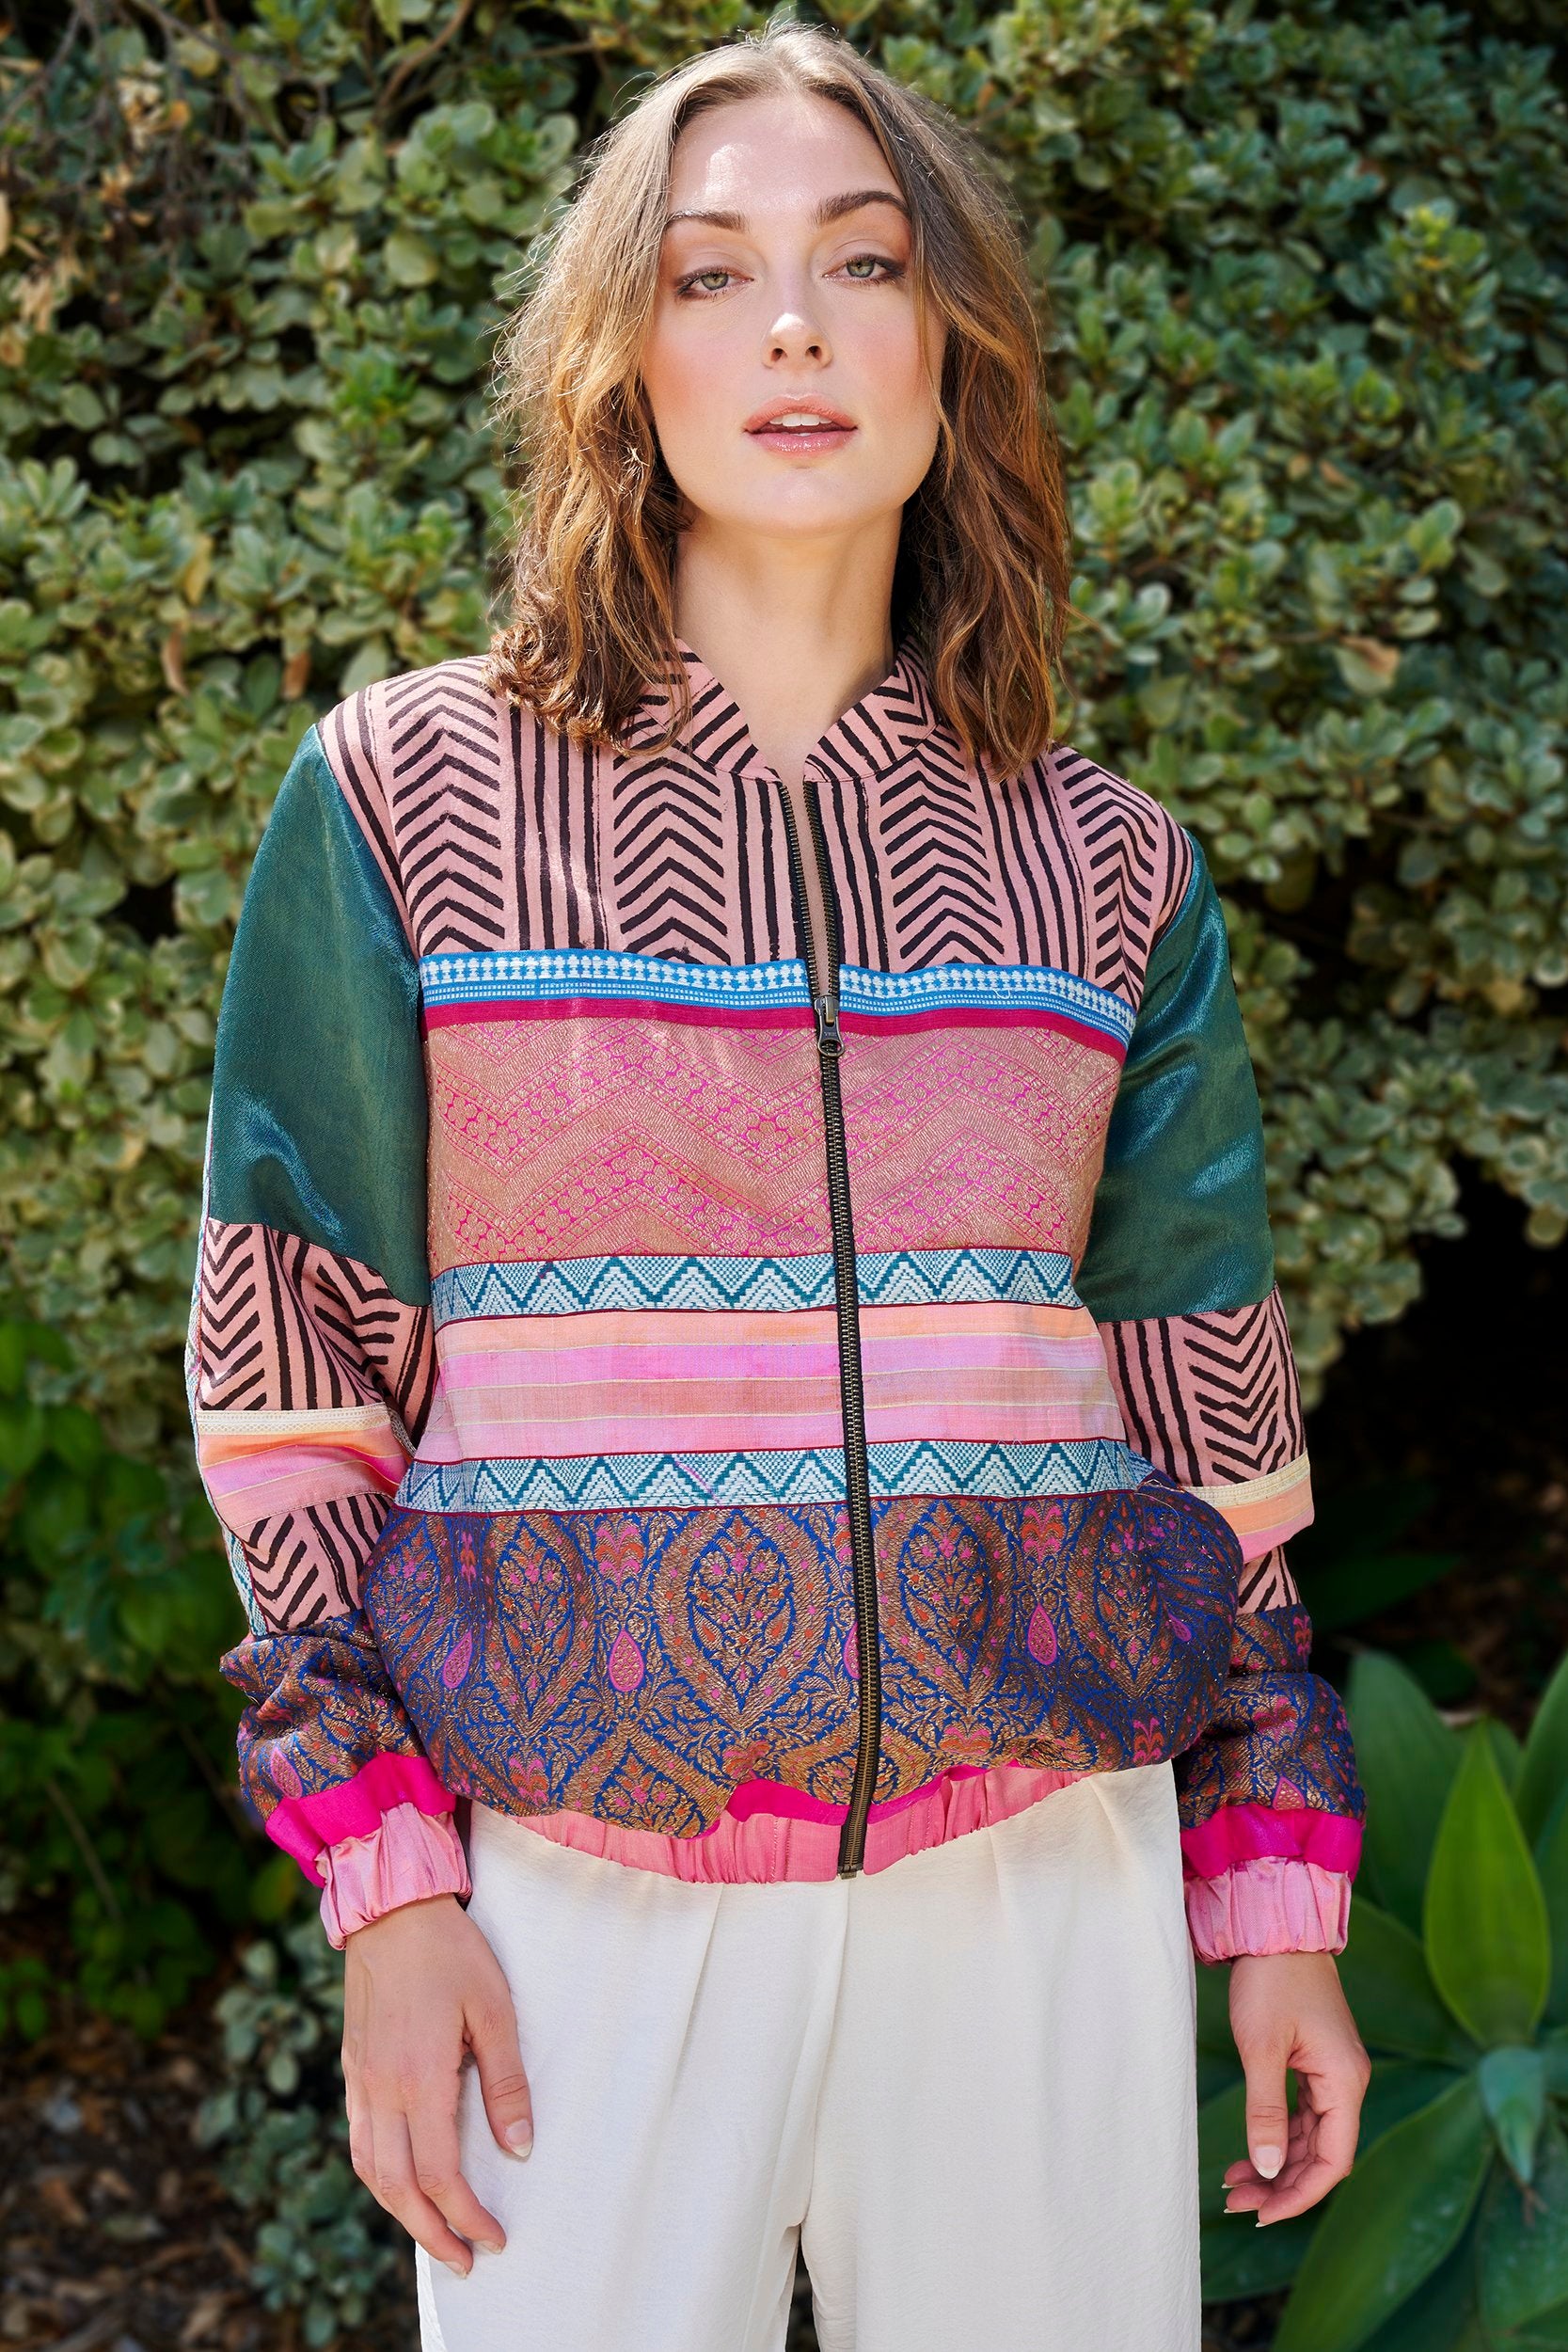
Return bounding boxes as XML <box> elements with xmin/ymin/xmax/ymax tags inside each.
<box><xmin>481</xmin><ymin>13</ymin><xmax>1072</xmax><ymax>777</ymax></box>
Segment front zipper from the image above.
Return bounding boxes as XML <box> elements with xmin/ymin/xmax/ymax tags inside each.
<box><xmin>772</xmin><ymin>770</ymin><xmax>883</xmax><ymax>1877</ymax></box>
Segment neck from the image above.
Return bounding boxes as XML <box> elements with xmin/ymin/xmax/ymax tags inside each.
<box><xmin>670</xmin><ymin>522</ymin><xmax>900</xmax><ymax>786</ymax></box>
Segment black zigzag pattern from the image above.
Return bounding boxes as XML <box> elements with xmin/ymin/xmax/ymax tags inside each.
<box><xmin>382</xmin><ymin>662</ymin><xmax>508</xmax><ymax>952</ymax></box>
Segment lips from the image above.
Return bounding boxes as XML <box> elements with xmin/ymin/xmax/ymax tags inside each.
<box><xmin>744</xmin><ymin>396</ymin><xmax>856</xmax><ymax>435</ymax></box>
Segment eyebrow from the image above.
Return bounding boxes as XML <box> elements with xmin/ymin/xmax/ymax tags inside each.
<box><xmin>663</xmin><ymin>189</ymin><xmax>911</xmax><ymax>233</ymax></box>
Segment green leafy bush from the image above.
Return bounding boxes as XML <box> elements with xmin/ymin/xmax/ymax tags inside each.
<box><xmin>2</xmin><ymin>0</ymin><xmax>1565</xmax><ymax>1458</ymax></box>
<box><xmin>1198</xmin><ymin>1645</ymin><xmax>1568</xmax><ymax>2349</ymax></box>
<box><xmin>197</xmin><ymin>1921</ymin><xmax>404</xmax><ymax>2351</ymax></box>
<box><xmin>0</xmin><ymin>1315</ymin><xmax>294</xmax><ymax>2036</ymax></box>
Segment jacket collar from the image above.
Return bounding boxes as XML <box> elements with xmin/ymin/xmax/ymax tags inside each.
<box><xmin>621</xmin><ymin>632</ymin><xmax>945</xmax><ymax>784</ymax></box>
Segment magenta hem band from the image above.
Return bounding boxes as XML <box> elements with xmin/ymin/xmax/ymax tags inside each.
<box><xmin>421</xmin><ymin>995</ymin><xmax>813</xmax><ymax>1038</ymax></box>
<box><xmin>1180</xmin><ymin>1801</ymin><xmax>1363</xmax><ymax>1883</ymax></box>
<box><xmin>266</xmin><ymin>1752</ymin><xmax>455</xmax><ymax>1883</ymax></box>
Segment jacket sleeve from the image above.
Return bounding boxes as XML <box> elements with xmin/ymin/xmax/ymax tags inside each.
<box><xmin>184</xmin><ymin>711</ymin><xmax>469</xmax><ymax>1947</ymax></box>
<box><xmin>1076</xmin><ymin>830</ymin><xmax>1364</xmax><ymax>1964</ymax></box>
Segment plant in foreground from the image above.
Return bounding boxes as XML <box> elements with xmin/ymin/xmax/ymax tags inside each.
<box><xmin>1198</xmin><ymin>1645</ymin><xmax>1568</xmax><ymax>2350</ymax></box>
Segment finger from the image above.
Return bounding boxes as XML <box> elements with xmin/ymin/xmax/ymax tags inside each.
<box><xmin>469</xmin><ymin>1992</ymin><xmax>534</xmax><ymax>2160</ymax></box>
<box><xmin>1255</xmin><ymin>2077</ymin><xmax>1363</xmax><ymax>2223</ymax></box>
<box><xmin>359</xmin><ymin>2105</ymin><xmax>476</xmax><ymax>2275</ymax></box>
<box><xmin>1227</xmin><ymin>2143</ymin><xmax>1312</xmax><ymax>2215</ymax></box>
<box><xmin>406</xmin><ymin>2090</ymin><xmax>507</xmax><ymax>2254</ymax></box>
<box><xmin>1242</xmin><ymin>2039</ymin><xmax>1292</xmax><ymax>2185</ymax></box>
<box><xmin>1255</xmin><ymin>2148</ymin><xmax>1344</xmax><ymax>2225</ymax></box>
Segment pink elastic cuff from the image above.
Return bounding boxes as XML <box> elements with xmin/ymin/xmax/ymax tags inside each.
<box><xmin>1186</xmin><ymin>1856</ymin><xmax>1353</xmax><ymax>1963</ymax></box>
<box><xmin>318</xmin><ymin>1802</ymin><xmax>472</xmax><ymax>1948</ymax></box>
<box><xmin>266</xmin><ymin>1753</ymin><xmax>455</xmax><ymax>1884</ymax></box>
<box><xmin>1180</xmin><ymin>1802</ymin><xmax>1363</xmax><ymax>1883</ymax></box>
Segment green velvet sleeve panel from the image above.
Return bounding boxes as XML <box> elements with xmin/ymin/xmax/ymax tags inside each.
<box><xmin>1075</xmin><ymin>834</ymin><xmax>1274</xmax><ymax>1325</ymax></box>
<box><xmin>207</xmin><ymin>723</ymin><xmax>430</xmax><ymax>1311</ymax></box>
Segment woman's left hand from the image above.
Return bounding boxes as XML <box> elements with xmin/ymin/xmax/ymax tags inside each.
<box><xmin>1223</xmin><ymin>1950</ymin><xmax>1371</xmax><ymax>2225</ymax></box>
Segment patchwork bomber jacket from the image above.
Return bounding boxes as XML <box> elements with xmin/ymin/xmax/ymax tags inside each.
<box><xmin>185</xmin><ymin>636</ymin><xmax>1365</xmax><ymax>1963</ymax></box>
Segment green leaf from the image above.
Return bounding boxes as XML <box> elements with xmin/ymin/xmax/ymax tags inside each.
<box><xmin>1481</xmin><ymin>2122</ymin><xmax>1568</xmax><ymax>2331</ymax></box>
<box><xmin>1426</xmin><ymin>1726</ymin><xmax>1551</xmax><ymax>2046</ymax></box>
<box><xmin>1347</xmin><ymin>1650</ymin><xmax>1463</xmax><ymax>1931</ymax></box>
<box><xmin>1195</xmin><ymin>1954</ymin><xmax>1234</xmax><ymax>2055</ymax></box>
<box><xmin>0</xmin><ymin>1396</ymin><xmax>46</xmax><ymax>1477</ymax></box>
<box><xmin>1273</xmin><ymin>2075</ymin><xmax>1491</xmax><ymax>2352</ymax></box>
<box><xmin>1491</xmin><ymin>1723</ymin><xmax>1528</xmax><ymax>1793</ymax></box>
<box><xmin>383</xmin><ymin>230</ymin><xmax>437</xmax><ymax>287</ymax></box>
<box><xmin>1518</xmin><ymin>1653</ymin><xmax>1568</xmax><ymax>1848</ymax></box>
<box><xmin>1337</xmin><ymin>1898</ymin><xmax>1474</xmax><ymax>2061</ymax></box>
<box><xmin>1356</xmin><ymin>2233</ymin><xmax>1483</xmax><ymax>2351</ymax></box>
<box><xmin>1479</xmin><ymin>2047</ymin><xmax>1549</xmax><ymax>2186</ymax></box>
<box><xmin>1300</xmin><ymin>1549</ymin><xmax>1461</xmax><ymax>1637</ymax></box>
<box><xmin>1539</xmin><ymin>1789</ymin><xmax>1568</xmax><ymax>2027</ymax></box>
<box><xmin>1335</xmin><ymin>637</ymin><xmax>1402</xmax><ymax>695</ymax></box>
<box><xmin>1504</xmin><ymin>2307</ymin><xmax>1568</xmax><ymax>2347</ymax></box>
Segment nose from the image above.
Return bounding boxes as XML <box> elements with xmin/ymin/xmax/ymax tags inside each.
<box><xmin>766</xmin><ymin>286</ymin><xmax>830</xmax><ymax>366</ymax></box>
<box><xmin>768</xmin><ymin>323</ymin><xmax>828</xmax><ymax>361</ymax></box>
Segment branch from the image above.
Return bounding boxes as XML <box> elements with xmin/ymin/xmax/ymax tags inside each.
<box><xmin>43</xmin><ymin>1774</ymin><xmax>123</xmax><ymax>1925</ymax></box>
<box><xmin>373</xmin><ymin>0</ymin><xmax>477</xmax><ymax>128</ymax></box>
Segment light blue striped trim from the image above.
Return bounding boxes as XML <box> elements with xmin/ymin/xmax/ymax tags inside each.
<box><xmin>432</xmin><ymin>1247</ymin><xmax>1084</xmax><ymax>1326</ymax></box>
<box><xmin>420</xmin><ymin>948</ymin><xmax>811</xmax><ymax>1012</ymax></box>
<box><xmin>395</xmin><ymin>1438</ymin><xmax>1151</xmax><ymax>1514</ymax></box>
<box><xmin>419</xmin><ymin>946</ymin><xmax>1133</xmax><ymax>1044</ymax></box>
<box><xmin>837</xmin><ymin>961</ymin><xmax>1134</xmax><ymax>1044</ymax></box>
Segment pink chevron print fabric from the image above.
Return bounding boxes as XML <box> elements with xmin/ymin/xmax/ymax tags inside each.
<box><xmin>188</xmin><ymin>635</ymin><xmax>1363</xmax><ymax>1958</ymax></box>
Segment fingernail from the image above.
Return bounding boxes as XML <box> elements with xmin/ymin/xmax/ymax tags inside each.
<box><xmin>1254</xmin><ymin>2145</ymin><xmax>1283</xmax><ymax>2179</ymax></box>
<box><xmin>477</xmin><ymin>2239</ymin><xmax>504</xmax><ymax>2257</ymax></box>
<box><xmin>505</xmin><ymin>2121</ymin><xmax>533</xmax><ymax>2156</ymax></box>
<box><xmin>444</xmin><ymin>2259</ymin><xmax>469</xmax><ymax>2278</ymax></box>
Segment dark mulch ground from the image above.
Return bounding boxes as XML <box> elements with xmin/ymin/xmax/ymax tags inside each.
<box><xmin>5</xmin><ymin>1176</ymin><xmax>1562</xmax><ymax>2352</ymax></box>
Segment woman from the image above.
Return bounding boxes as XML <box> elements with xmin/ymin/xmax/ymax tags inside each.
<box><xmin>186</xmin><ymin>20</ymin><xmax>1370</xmax><ymax>2350</ymax></box>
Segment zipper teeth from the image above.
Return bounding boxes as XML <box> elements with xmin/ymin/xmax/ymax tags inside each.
<box><xmin>775</xmin><ymin>778</ymin><xmax>882</xmax><ymax>1877</ymax></box>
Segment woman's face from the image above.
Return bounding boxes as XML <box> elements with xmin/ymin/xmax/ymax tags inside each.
<box><xmin>641</xmin><ymin>90</ymin><xmax>945</xmax><ymax>550</ymax></box>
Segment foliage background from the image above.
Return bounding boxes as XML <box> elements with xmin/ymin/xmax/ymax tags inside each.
<box><xmin>3</xmin><ymin>0</ymin><xmax>1567</xmax><ymax>1458</ymax></box>
<box><xmin>4</xmin><ymin>6</ymin><xmax>1568</xmax><ymax>2345</ymax></box>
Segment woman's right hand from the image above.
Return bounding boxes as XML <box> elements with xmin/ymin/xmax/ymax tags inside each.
<box><xmin>341</xmin><ymin>1892</ymin><xmax>534</xmax><ymax>2276</ymax></box>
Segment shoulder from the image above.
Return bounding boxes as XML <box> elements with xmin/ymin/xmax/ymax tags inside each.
<box><xmin>307</xmin><ymin>653</ymin><xmax>506</xmax><ymax>949</ymax></box>
<box><xmin>1039</xmin><ymin>739</ymin><xmax>1196</xmax><ymax>942</ymax></box>
<box><xmin>323</xmin><ymin>652</ymin><xmax>503</xmax><ymax>779</ymax></box>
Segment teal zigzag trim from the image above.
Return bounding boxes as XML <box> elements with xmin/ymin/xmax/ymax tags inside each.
<box><xmin>419</xmin><ymin>946</ymin><xmax>1133</xmax><ymax>1042</ymax></box>
<box><xmin>396</xmin><ymin>1438</ymin><xmax>1151</xmax><ymax>1514</ymax></box>
<box><xmin>431</xmin><ymin>1247</ymin><xmax>1084</xmax><ymax>1325</ymax></box>
<box><xmin>837</xmin><ymin>961</ymin><xmax>1133</xmax><ymax>1043</ymax></box>
<box><xmin>420</xmin><ymin>948</ymin><xmax>811</xmax><ymax>1012</ymax></box>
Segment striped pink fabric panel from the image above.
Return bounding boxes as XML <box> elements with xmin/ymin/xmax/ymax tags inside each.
<box><xmin>418</xmin><ymin>1298</ymin><xmax>1122</xmax><ymax>1465</ymax></box>
<box><xmin>835</xmin><ymin>1022</ymin><xmax>1121</xmax><ymax>1266</ymax></box>
<box><xmin>425</xmin><ymin>1011</ymin><xmax>1124</xmax><ymax>1280</ymax></box>
<box><xmin>424</xmin><ymin>1011</ymin><xmax>832</xmax><ymax>1276</ymax></box>
<box><xmin>1099</xmin><ymin>1286</ymin><xmax>1309</xmax><ymax>1585</ymax></box>
<box><xmin>191</xmin><ymin>1217</ymin><xmax>436</xmax><ymax>1629</ymax></box>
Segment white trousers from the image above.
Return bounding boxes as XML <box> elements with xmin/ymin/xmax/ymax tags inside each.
<box><xmin>416</xmin><ymin>1761</ymin><xmax>1201</xmax><ymax>2352</ymax></box>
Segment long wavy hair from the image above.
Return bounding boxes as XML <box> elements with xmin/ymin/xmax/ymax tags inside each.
<box><xmin>480</xmin><ymin>14</ymin><xmax>1073</xmax><ymax>778</ymax></box>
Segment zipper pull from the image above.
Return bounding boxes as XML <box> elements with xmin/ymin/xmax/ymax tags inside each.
<box><xmin>814</xmin><ymin>993</ymin><xmax>845</xmax><ymax>1058</ymax></box>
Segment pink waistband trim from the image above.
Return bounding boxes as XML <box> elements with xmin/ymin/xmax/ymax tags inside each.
<box><xmin>1180</xmin><ymin>1801</ymin><xmax>1363</xmax><ymax>1883</ymax></box>
<box><xmin>266</xmin><ymin>1752</ymin><xmax>455</xmax><ymax>1883</ymax></box>
<box><xmin>512</xmin><ymin>1760</ymin><xmax>1091</xmax><ymax>1883</ymax></box>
